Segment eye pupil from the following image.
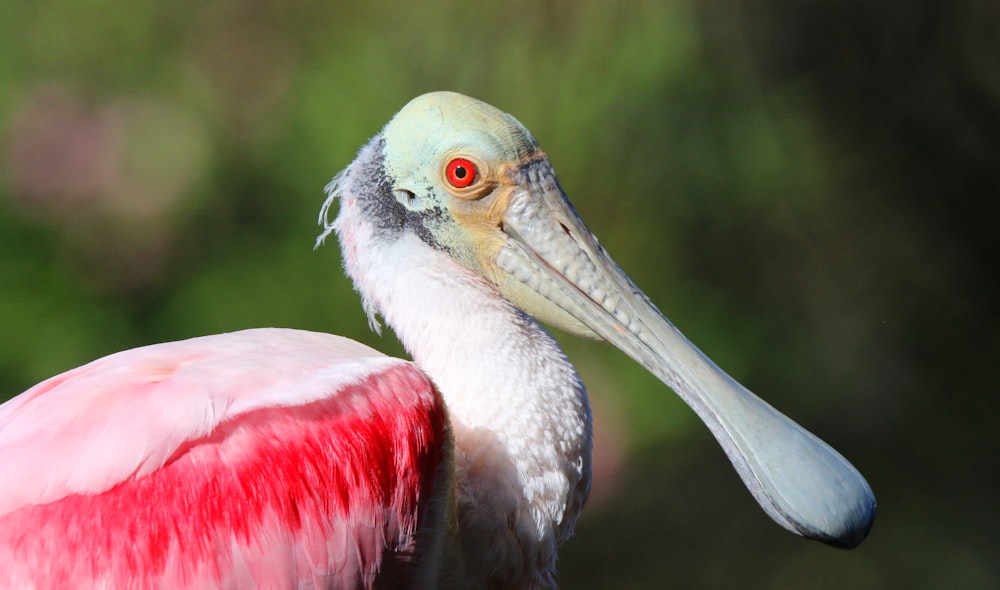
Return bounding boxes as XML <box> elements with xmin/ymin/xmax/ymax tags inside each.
<box><xmin>446</xmin><ymin>158</ymin><xmax>477</xmax><ymax>188</ymax></box>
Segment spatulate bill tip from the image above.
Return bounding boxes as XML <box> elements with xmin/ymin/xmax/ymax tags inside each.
<box><xmin>752</xmin><ymin>455</ymin><xmax>876</xmax><ymax>549</ymax></box>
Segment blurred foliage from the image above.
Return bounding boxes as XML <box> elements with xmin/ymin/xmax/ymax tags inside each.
<box><xmin>2</xmin><ymin>0</ymin><xmax>999</xmax><ymax>588</ymax></box>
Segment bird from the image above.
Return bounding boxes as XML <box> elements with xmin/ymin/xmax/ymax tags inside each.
<box><xmin>0</xmin><ymin>91</ymin><xmax>875</xmax><ymax>589</ymax></box>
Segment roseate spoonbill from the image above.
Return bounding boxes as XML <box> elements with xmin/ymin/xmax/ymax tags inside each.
<box><xmin>0</xmin><ymin>92</ymin><xmax>875</xmax><ymax>589</ymax></box>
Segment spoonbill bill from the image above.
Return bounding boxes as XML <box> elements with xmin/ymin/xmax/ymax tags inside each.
<box><xmin>0</xmin><ymin>92</ymin><xmax>875</xmax><ymax>589</ymax></box>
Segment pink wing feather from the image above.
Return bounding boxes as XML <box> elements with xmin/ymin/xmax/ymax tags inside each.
<box><xmin>0</xmin><ymin>328</ymin><xmax>448</xmax><ymax>589</ymax></box>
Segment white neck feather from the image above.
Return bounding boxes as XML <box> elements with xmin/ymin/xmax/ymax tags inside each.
<box><xmin>330</xmin><ymin>192</ymin><xmax>592</xmax><ymax>587</ymax></box>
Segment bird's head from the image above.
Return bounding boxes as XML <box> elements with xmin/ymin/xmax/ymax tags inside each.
<box><xmin>321</xmin><ymin>91</ymin><xmax>606</xmax><ymax>336</ymax></box>
<box><xmin>318</xmin><ymin>91</ymin><xmax>875</xmax><ymax>549</ymax></box>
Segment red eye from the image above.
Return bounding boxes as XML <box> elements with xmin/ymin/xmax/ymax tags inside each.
<box><xmin>445</xmin><ymin>158</ymin><xmax>477</xmax><ymax>188</ymax></box>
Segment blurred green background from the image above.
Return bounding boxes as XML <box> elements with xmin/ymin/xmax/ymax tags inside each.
<box><xmin>2</xmin><ymin>1</ymin><xmax>997</xmax><ymax>588</ymax></box>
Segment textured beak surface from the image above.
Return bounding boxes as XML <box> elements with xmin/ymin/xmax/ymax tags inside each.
<box><xmin>493</xmin><ymin>157</ymin><xmax>876</xmax><ymax>548</ymax></box>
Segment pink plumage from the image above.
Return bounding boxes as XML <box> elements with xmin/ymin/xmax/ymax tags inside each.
<box><xmin>0</xmin><ymin>329</ymin><xmax>447</xmax><ymax>589</ymax></box>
